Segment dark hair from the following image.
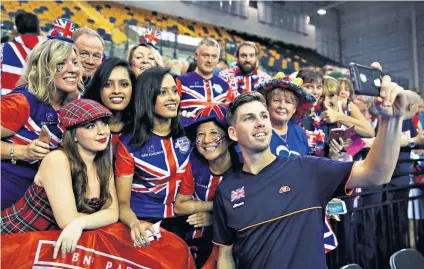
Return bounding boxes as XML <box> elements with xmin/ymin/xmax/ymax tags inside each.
<box><xmin>219</xmin><ymin>58</ymin><xmax>229</xmax><ymax>65</ymax></box>
<box><xmin>83</xmin><ymin>57</ymin><xmax>136</xmax><ymax>120</ymax></box>
<box><xmin>124</xmin><ymin>67</ymin><xmax>184</xmax><ymax>147</ymax></box>
<box><xmin>187</xmin><ymin>61</ymin><xmax>197</xmax><ymax>73</ymax></box>
<box><xmin>235</xmin><ymin>41</ymin><xmax>259</xmax><ymax>58</ymax></box>
<box><xmin>61</xmin><ymin>128</ymin><xmax>112</xmax><ymax>213</ymax></box>
<box><xmin>15</xmin><ymin>12</ymin><xmax>40</xmax><ymax>35</ymax></box>
<box><xmin>226</xmin><ymin>91</ymin><xmax>266</xmax><ymax>126</ymax></box>
<box><xmin>296</xmin><ymin>69</ymin><xmax>323</xmax><ymax>85</ymax></box>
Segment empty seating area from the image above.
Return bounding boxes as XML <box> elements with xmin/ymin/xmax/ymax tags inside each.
<box><xmin>1</xmin><ymin>1</ymin><xmax>310</xmax><ymax>73</ymax></box>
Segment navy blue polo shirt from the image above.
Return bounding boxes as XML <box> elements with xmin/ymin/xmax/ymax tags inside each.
<box><xmin>213</xmin><ymin>156</ymin><xmax>354</xmax><ymax>269</ymax></box>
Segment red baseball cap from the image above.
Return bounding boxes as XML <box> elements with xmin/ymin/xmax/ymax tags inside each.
<box><xmin>59</xmin><ymin>99</ymin><xmax>113</xmax><ymax>129</ymax></box>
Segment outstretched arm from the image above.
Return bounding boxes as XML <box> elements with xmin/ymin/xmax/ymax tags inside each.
<box><xmin>348</xmin><ymin>63</ymin><xmax>407</xmax><ymax>189</ymax></box>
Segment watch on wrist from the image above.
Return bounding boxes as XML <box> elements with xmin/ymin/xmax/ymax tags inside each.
<box><xmin>409</xmin><ymin>138</ymin><xmax>417</xmax><ymax>148</ymax></box>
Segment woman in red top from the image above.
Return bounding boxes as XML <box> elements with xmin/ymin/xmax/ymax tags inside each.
<box><xmin>83</xmin><ymin>57</ymin><xmax>136</xmax><ymax>154</ymax></box>
<box><xmin>1</xmin><ymin>99</ymin><xmax>119</xmax><ymax>259</ymax></box>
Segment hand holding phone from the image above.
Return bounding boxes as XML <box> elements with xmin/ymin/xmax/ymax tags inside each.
<box><xmin>349</xmin><ymin>63</ymin><xmax>382</xmax><ymax>96</ymax></box>
<box><xmin>39</xmin><ymin>125</ymin><xmax>51</xmax><ymax>145</ymax></box>
<box><xmin>328</xmin><ymin>126</ymin><xmax>355</xmax><ymax>142</ymax></box>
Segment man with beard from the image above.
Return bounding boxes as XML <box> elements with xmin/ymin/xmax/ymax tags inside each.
<box><xmin>176</xmin><ymin>38</ymin><xmax>231</xmax><ymax>113</ymax></box>
<box><xmin>72</xmin><ymin>27</ymin><xmax>105</xmax><ymax>89</ymax></box>
<box><xmin>212</xmin><ymin>63</ymin><xmax>408</xmax><ymax>269</ymax></box>
<box><xmin>219</xmin><ymin>41</ymin><xmax>271</xmax><ymax>100</ymax></box>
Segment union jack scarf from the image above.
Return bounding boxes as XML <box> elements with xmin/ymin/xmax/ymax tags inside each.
<box><xmin>219</xmin><ymin>65</ymin><xmax>271</xmax><ymax>100</ymax></box>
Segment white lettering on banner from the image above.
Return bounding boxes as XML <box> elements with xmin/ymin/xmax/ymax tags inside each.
<box><xmin>33</xmin><ymin>240</ymin><xmax>150</xmax><ymax>269</ymax></box>
<box><xmin>83</xmin><ymin>255</ymin><xmax>93</xmax><ymax>265</ymax></box>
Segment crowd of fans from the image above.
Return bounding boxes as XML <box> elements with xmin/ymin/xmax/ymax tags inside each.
<box><xmin>1</xmin><ymin>12</ymin><xmax>424</xmax><ymax>269</ymax></box>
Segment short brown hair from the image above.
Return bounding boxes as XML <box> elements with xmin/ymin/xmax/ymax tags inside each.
<box><xmin>236</xmin><ymin>41</ymin><xmax>259</xmax><ymax>58</ymax></box>
<box><xmin>226</xmin><ymin>92</ymin><xmax>266</xmax><ymax>126</ymax></box>
<box><xmin>264</xmin><ymin>88</ymin><xmax>299</xmax><ymax>107</ymax></box>
<box><xmin>72</xmin><ymin>27</ymin><xmax>105</xmax><ymax>47</ymax></box>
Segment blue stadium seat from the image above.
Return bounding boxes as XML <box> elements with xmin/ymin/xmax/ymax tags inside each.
<box><xmin>74</xmin><ymin>6</ymin><xmax>81</xmax><ymax>11</ymax></box>
<box><xmin>95</xmin><ymin>5</ymin><xmax>102</xmax><ymax>12</ymax></box>
<box><xmin>2</xmin><ymin>21</ymin><xmax>14</xmax><ymax>31</ymax></box>
<box><xmin>109</xmin><ymin>17</ymin><xmax>116</xmax><ymax>24</ymax></box>
<box><xmin>87</xmin><ymin>19</ymin><xmax>95</xmax><ymax>24</ymax></box>
<box><xmin>97</xmin><ymin>28</ymin><xmax>106</xmax><ymax>36</ymax></box>
<box><xmin>103</xmin><ymin>34</ymin><xmax>112</xmax><ymax>41</ymax></box>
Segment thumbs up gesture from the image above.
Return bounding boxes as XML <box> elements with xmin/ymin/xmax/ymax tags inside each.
<box><xmin>322</xmin><ymin>101</ymin><xmax>341</xmax><ymax>123</ymax></box>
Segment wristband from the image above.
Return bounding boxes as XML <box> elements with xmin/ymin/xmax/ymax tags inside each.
<box><xmin>409</xmin><ymin>138</ymin><xmax>417</xmax><ymax>148</ymax></box>
<box><xmin>10</xmin><ymin>143</ymin><xmax>16</xmax><ymax>164</ymax></box>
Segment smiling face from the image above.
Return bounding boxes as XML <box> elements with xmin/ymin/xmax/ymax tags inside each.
<box><xmin>228</xmin><ymin>100</ymin><xmax>272</xmax><ymax>153</ymax></box>
<box><xmin>302</xmin><ymin>80</ymin><xmax>323</xmax><ymax>104</ymax></box>
<box><xmin>75</xmin><ymin>119</ymin><xmax>110</xmax><ymax>156</ymax></box>
<box><xmin>267</xmin><ymin>89</ymin><xmax>298</xmax><ymax>125</ymax></box>
<box><xmin>100</xmin><ymin>66</ymin><xmax>132</xmax><ymax>111</ymax></box>
<box><xmin>131</xmin><ymin>45</ymin><xmax>157</xmax><ymax>76</ymax></box>
<box><xmin>54</xmin><ymin>50</ymin><xmax>81</xmax><ymax>94</ymax></box>
<box><xmin>75</xmin><ymin>34</ymin><xmax>104</xmax><ymax>78</ymax></box>
<box><xmin>154</xmin><ymin>74</ymin><xmax>180</xmax><ymax>119</ymax></box>
<box><xmin>196</xmin><ymin>121</ymin><xmax>229</xmax><ymax>161</ymax></box>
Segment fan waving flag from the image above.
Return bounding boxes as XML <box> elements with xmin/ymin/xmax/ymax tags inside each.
<box><xmin>140</xmin><ymin>28</ymin><xmax>161</xmax><ymax>48</ymax></box>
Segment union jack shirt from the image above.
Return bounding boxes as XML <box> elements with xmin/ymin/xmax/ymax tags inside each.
<box><xmin>219</xmin><ymin>65</ymin><xmax>271</xmax><ymax>99</ymax></box>
<box><xmin>1</xmin><ymin>34</ymin><xmax>44</xmax><ymax>95</ymax></box>
<box><xmin>115</xmin><ymin>133</ymin><xmax>192</xmax><ymax>219</ymax></box>
<box><xmin>179</xmin><ymin>153</ymin><xmax>233</xmax><ymax>239</ymax></box>
<box><xmin>1</xmin><ymin>85</ymin><xmax>63</xmax><ymax>207</ymax></box>
<box><xmin>176</xmin><ymin>72</ymin><xmax>230</xmax><ymax>114</ymax></box>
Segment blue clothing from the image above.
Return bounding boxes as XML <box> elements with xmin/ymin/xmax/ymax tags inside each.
<box><xmin>115</xmin><ymin>133</ymin><xmax>192</xmax><ymax>218</ymax></box>
<box><xmin>1</xmin><ymin>85</ymin><xmax>63</xmax><ymax>209</ymax></box>
<box><xmin>270</xmin><ymin>120</ymin><xmax>309</xmax><ymax>157</ymax></box>
<box><xmin>176</xmin><ymin>71</ymin><xmax>229</xmax><ymax>113</ymax></box>
<box><xmin>213</xmin><ymin>156</ymin><xmax>354</xmax><ymax>269</ymax></box>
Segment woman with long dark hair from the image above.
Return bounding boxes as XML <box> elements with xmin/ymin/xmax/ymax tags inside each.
<box><xmin>115</xmin><ymin>67</ymin><xmax>192</xmax><ymax>247</ymax></box>
<box><xmin>1</xmin><ymin>98</ymin><xmax>118</xmax><ymax>259</ymax></box>
<box><xmin>174</xmin><ymin>104</ymin><xmax>241</xmax><ymax>268</ymax></box>
<box><xmin>83</xmin><ymin>57</ymin><xmax>136</xmax><ymax>152</ymax></box>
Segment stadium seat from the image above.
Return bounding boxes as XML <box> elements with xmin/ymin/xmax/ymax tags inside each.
<box><xmin>390</xmin><ymin>248</ymin><xmax>424</xmax><ymax>269</ymax></box>
<box><xmin>2</xmin><ymin>21</ymin><xmax>14</xmax><ymax>30</ymax></box>
<box><xmin>340</xmin><ymin>264</ymin><xmax>362</xmax><ymax>269</ymax></box>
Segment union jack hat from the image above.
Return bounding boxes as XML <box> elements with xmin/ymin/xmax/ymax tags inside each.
<box><xmin>59</xmin><ymin>99</ymin><xmax>112</xmax><ymax>130</ymax></box>
<box><xmin>48</xmin><ymin>18</ymin><xmax>76</xmax><ymax>43</ymax></box>
<box><xmin>139</xmin><ymin>28</ymin><xmax>161</xmax><ymax>49</ymax></box>
<box><xmin>257</xmin><ymin>74</ymin><xmax>316</xmax><ymax>120</ymax></box>
<box><xmin>184</xmin><ymin>104</ymin><xmax>228</xmax><ymax>141</ymax></box>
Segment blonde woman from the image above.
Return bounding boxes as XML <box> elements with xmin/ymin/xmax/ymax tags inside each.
<box><xmin>1</xmin><ymin>37</ymin><xmax>83</xmax><ymax>209</ymax></box>
<box><xmin>322</xmin><ymin>76</ymin><xmax>374</xmax><ymax>160</ymax></box>
<box><xmin>322</xmin><ymin>76</ymin><xmax>374</xmax><ymax>137</ymax></box>
<box><xmin>128</xmin><ymin>43</ymin><xmax>165</xmax><ymax>77</ymax></box>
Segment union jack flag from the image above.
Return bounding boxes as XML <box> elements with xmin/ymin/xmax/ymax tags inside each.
<box><xmin>129</xmin><ymin>138</ymin><xmax>191</xmax><ymax>218</ymax></box>
<box><xmin>51</xmin><ymin>18</ymin><xmax>75</xmax><ymax>39</ymax></box>
<box><xmin>141</xmin><ymin>28</ymin><xmax>161</xmax><ymax>47</ymax></box>
<box><xmin>195</xmin><ymin>104</ymin><xmax>227</xmax><ymax>121</ymax></box>
<box><xmin>231</xmin><ymin>186</ymin><xmax>245</xmax><ymax>202</ymax></box>
<box><xmin>324</xmin><ymin>214</ymin><xmax>338</xmax><ymax>253</ymax></box>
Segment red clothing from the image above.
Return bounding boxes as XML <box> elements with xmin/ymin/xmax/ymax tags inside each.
<box><xmin>1</xmin><ymin>183</ymin><xmax>58</xmax><ymax>234</ymax></box>
<box><xmin>1</xmin><ymin>34</ymin><xmax>44</xmax><ymax>95</ymax></box>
